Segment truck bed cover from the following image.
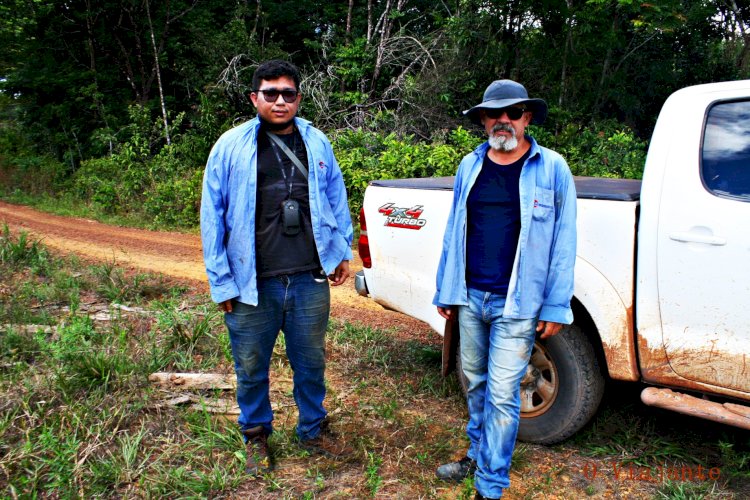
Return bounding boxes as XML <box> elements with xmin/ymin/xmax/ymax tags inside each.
<box><xmin>369</xmin><ymin>176</ymin><xmax>641</xmax><ymax>201</ymax></box>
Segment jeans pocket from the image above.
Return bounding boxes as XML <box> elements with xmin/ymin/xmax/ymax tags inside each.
<box><xmin>312</xmin><ymin>269</ymin><xmax>328</xmax><ymax>284</ymax></box>
<box><xmin>226</xmin><ymin>299</ymin><xmax>250</xmax><ymax>315</ymax></box>
<box><xmin>500</xmin><ymin>317</ymin><xmax>537</xmax><ymax>340</ymax></box>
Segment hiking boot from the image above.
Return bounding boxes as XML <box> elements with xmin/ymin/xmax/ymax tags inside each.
<box><xmin>242</xmin><ymin>425</ymin><xmax>273</xmax><ymax>476</ymax></box>
<box><xmin>299</xmin><ymin>417</ymin><xmax>352</xmax><ymax>458</ymax></box>
<box><xmin>436</xmin><ymin>455</ymin><xmax>477</xmax><ymax>482</ymax></box>
<box><xmin>474</xmin><ymin>492</ymin><xmax>500</xmax><ymax>500</ymax></box>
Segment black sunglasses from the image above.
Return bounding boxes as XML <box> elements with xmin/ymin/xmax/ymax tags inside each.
<box><xmin>484</xmin><ymin>106</ymin><xmax>527</xmax><ymax>120</ymax></box>
<box><xmin>255</xmin><ymin>88</ymin><xmax>299</xmax><ymax>103</ymax></box>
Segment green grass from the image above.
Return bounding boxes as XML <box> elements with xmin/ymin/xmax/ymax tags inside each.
<box><xmin>365</xmin><ymin>450</ymin><xmax>383</xmax><ymax>496</ymax></box>
<box><xmin>656</xmin><ymin>479</ymin><xmax>718</xmax><ymax>499</ymax></box>
<box><xmin>2</xmin><ymin>228</ymin><xmax>748</xmax><ymax>498</ymax></box>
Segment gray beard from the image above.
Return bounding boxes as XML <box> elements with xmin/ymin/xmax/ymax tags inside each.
<box><xmin>488</xmin><ymin>124</ymin><xmax>518</xmax><ymax>152</ymax></box>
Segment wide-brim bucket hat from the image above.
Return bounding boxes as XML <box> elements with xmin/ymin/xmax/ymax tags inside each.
<box><xmin>463</xmin><ymin>79</ymin><xmax>548</xmax><ymax>125</ymax></box>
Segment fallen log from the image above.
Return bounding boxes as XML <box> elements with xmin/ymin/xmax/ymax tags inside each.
<box><xmin>148</xmin><ymin>372</ymin><xmax>236</xmax><ymax>390</ymax></box>
<box><xmin>1</xmin><ymin>324</ymin><xmax>56</xmax><ymax>334</ymax></box>
<box><xmin>152</xmin><ymin>392</ymin><xmax>240</xmax><ymax>414</ymax></box>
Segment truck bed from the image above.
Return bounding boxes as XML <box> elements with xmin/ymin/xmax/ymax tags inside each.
<box><xmin>370</xmin><ymin>176</ymin><xmax>642</xmax><ymax>201</ymax></box>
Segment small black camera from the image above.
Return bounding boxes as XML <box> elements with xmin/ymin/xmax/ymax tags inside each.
<box><xmin>281</xmin><ymin>199</ymin><xmax>301</xmax><ymax>236</ymax></box>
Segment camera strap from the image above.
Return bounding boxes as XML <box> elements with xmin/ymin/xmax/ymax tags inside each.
<box><xmin>266</xmin><ymin>131</ymin><xmax>309</xmax><ymax>179</ymax></box>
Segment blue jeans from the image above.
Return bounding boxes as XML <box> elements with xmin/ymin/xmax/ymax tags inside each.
<box><xmin>224</xmin><ymin>270</ymin><xmax>330</xmax><ymax>440</ymax></box>
<box><xmin>459</xmin><ymin>288</ymin><xmax>536</xmax><ymax>498</ymax></box>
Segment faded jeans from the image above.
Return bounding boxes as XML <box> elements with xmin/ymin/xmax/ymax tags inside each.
<box><xmin>224</xmin><ymin>270</ymin><xmax>330</xmax><ymax>441</ymax></box>
<box><xmin>459</xmin><ymin>288</ymin><xmax>536</xmax><ymax>498</ymax></box>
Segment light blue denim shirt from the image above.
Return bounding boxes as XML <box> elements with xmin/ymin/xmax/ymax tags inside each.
<box><xmin>433</xmin><ymin>136</ymin><xmax>577</xmax><ymax>324</ymax></box>
<box><xmin>201</xmin><ymin>116</ymin><xmax>353</xmax><ymax>305</ymax></box>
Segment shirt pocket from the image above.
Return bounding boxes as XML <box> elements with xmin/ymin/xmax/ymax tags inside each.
<box><xmin>532</xmin><ymin>187</ymin><xmax>555</xmax><ymax>222</ymax></box>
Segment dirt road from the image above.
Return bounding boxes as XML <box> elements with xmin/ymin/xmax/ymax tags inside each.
<box><xmin>0</xmin><ymin>200</ymin><xmax>427</xmax><ymax>333</ymax></box>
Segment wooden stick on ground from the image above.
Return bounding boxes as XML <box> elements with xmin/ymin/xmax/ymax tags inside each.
<box><xmin>148</xmin><ymin>372</ymin><xmax>236</xmax><ymax>390</ymax></box>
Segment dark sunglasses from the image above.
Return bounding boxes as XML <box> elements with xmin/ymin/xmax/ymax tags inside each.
<box><xmin>484</xmin><ymin>106</ymin><xmax>526</xmax><ymax>120</ymax></box>
<box><xmin>255</xmin><ymin>89</ymin><xmax>299</xmax><ymax>103</ymax></box>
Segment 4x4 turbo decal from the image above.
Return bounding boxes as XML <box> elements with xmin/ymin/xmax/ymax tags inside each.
<box><xmin>378</xmin><ymin>203</ymin><xmax>427</xmax><ymax>230</ymax></box>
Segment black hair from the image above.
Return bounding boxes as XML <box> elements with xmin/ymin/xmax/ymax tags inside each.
<box><xmin>252</xmin><ymin>60</ymin><xmax>301</xmax><ymax>91</ymax></box>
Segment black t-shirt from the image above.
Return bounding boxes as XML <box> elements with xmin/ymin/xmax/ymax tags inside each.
<box><xmin>465</xmin><ymin>149</ymin><xmax>530</xmax><ymax>294</ymax></box>
<box><xmin>255</xmin><ymin>127</ymin><xmax>320</xmax><ymax>278</ymax></box>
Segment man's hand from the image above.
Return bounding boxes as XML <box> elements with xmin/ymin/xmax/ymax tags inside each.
<box><xmin>329</xmin><ymin>260</ymin><xmax>350</xmax><ymax>286</ymax></box>
<box><xmin>437</xmin><ymin>306</ymin><xmax>455</xmax><ymax>320</ymax></box>
<box><xmin>536</xmin><ymin>320</ymin><xmax>563</xmax><ymax>339</ymax></box>
<box><xmin>219</xmin><ymin>300</ymin><xmax>233</xmax><ymax>313</ymax></box>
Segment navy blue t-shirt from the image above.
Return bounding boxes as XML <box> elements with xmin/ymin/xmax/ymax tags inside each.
<box><xmin>465</xmin><ymin>149</ymin><xmax>529</xmax><ymax>294</ymax></box>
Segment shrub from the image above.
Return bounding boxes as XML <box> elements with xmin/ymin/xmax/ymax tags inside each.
<box><xmin>332</xmin><ymin>127</ymin><xmax>482</xmax><ymax>213</ymax></box>
<box><xmin>4</xmin><ymin>101</ymin><xmax>646</xmax><ymax>231</ymax></box>
<box><xmin>71</xmin><ymin>112</ymin><xmax>209</xmax><ymax>227</ymax></box>
<box><xmin>529</xmin><ymin>115</ymin><xmax>647</xmax><ymax>179</ymax></box>
<box><xmin>142</xmin><ymin>141</ymin><xmax>205</xmax><ymax>227</ymax></box>
<box><xmin>333</xmin><ymin>119</ymin><xmax>645</xmax><ymax>219</ymax></box>
<box><xmin>73</xmin><ymin>156</ymin><xmax>130</xmax><ymax>214</ymax></box>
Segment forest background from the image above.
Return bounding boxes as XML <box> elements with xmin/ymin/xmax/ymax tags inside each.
<box><xmin>1</xmin><ymin>0</ymin><xmax>749</xmax><ymax>228</ymax></box>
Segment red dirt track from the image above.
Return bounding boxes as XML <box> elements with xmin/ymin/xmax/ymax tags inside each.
<box><xmin>0</xmin><ymin>200</ymin><xmax>432</xmax><ymax>334</ymax></box>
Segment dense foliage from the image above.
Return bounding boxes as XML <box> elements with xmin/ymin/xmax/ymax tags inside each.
<box><xmin>0</xmin><ymin>0</ymin><xmax>747</xmax><ymax>227</ymax></box>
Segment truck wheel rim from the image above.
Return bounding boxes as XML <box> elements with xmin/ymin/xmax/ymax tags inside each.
<box><xmin>520</xmin><ymin>342</ymin><xmax>559</xmax><ymax>418</ymax></box>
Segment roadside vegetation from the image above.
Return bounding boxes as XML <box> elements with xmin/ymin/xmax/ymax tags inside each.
<box><xmin>1</xmin><ymin>227</ymin><xmax>748</xmax><ymax>498</ymax></box>
<box><xmin>0</xmin><ymin>109</ymin><xmax>647</xmax><ymax>231</ymax></box>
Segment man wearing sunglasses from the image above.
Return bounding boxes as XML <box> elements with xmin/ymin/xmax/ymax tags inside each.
<box><xmin>200</xmin><ymin>60</ymin><xmax>353</xmax><ymax>476</ymax></box>
<box><xmin>433</xmin><ymin>80</ymin><xmax>576</xmax><ymax>500</ymax></box>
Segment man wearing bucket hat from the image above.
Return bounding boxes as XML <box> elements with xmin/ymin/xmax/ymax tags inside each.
<box><xmin>433</xmin><ymin>80</ymin><xmax>576</xmax><ymax>499</ymax></box>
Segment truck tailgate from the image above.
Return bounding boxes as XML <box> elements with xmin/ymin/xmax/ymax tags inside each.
<box><xmin>361</xmin><ymin>184</ymin><xmax>454</xmax><ymax>334</ymax></box>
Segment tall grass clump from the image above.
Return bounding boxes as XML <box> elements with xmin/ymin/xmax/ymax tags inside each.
<box><xmin>89</xmin><ymin>259</ymin><xmax>174</xmax><ymax>303</ymax></box>
<box><xmin>0</xmin><ymin>225</ymin><xmax>51</xmax><ymax>273</ymax></box>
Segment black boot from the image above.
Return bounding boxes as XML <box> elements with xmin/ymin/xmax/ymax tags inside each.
<box><xmin>474</xmin><ymin>492</ymin><xmax>501</xmax><ymax>500</ymax></box>
<box><xmin>435</xmin><ymin>455</ymin><xmax>477</xmax><ymax>482</ymax></box>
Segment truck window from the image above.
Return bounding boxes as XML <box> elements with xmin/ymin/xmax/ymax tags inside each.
<box><xmin>701</xmin><ymin>100</ymin><xmax>750</xmax><ymax>201</ymax></box>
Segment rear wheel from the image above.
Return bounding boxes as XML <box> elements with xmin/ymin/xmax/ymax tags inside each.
<box><xmin>456</xmin><ymin>324</ymin><xmax>604</xmax><ymax>444</ymax></box>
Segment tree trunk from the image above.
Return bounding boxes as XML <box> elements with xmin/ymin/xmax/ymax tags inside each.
<box><xmin>252</xmin><ymin>0</ymin><xmax>261</xmax><ymax>37</ymax></box>
<box><xmin>84</xmin><ymin>1</ymin><xmax>113</xmax><ymax>154</ymax></box>
<box><xmin>371</xmin><ymin>0</ymin><xmax>407</xmax><ymax>92</ymax></box>
<box><xmin>727</xmin><ymin>0</ymin><xmax>750</xmax><ymax>75</ymax></box>
<box><xmin>558</xmin><ymin>0</ymin><xmax>574</xmax><ymax>108</ymax></box>
<box><xmin>367</xmin><ymin>0</ymin><xmax>373</xmax><ymax>44</ymax></box>
<box><xmin>346</xmin><ymin>0</ymin><xmax>354</xmax><ymax>44</ymax></box>
<box><xmin>145</xmin><ymin>0</ymin><xmax>171</xmax><ymax>145</ymax></box>
<box><xmin>370</xmin><ymin>0</ymin><xmax>392</xmax><ymax>89</ymax></box>
<box><xmin>595</xmin><ymin>14</ymin><xmax>618</xmax><ymax>113</ymax></box>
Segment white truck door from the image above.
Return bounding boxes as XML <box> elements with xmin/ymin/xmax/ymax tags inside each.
<box><xmin>656</xmin><ymin>97</ymin><xmax>750</xmax><ymax>393</ymax></box>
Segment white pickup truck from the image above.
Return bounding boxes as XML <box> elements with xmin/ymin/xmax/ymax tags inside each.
<box><xmin>354</xmin><ymin>80</ymin><xmax>750</xmax><ymax>444</ymax></box>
